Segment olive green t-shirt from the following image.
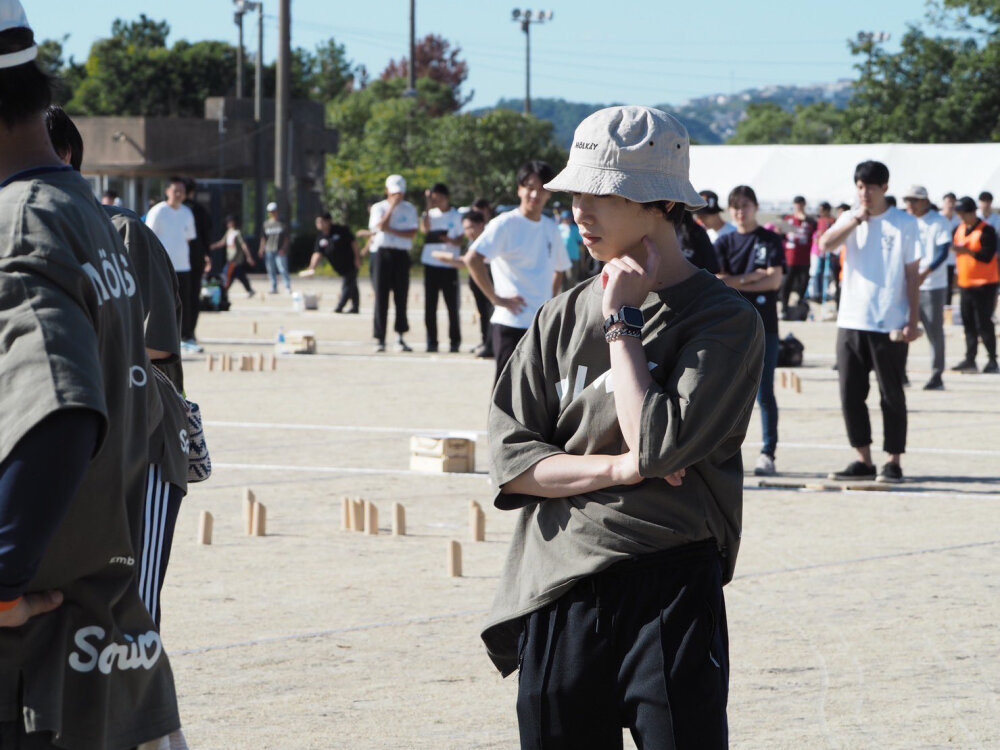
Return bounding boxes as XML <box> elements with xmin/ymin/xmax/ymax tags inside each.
<box><xmin>0</xmin><ymin>169</ymin><xmax>179</xmax><ymax>748</ymax></box>
<box><xmin>105</xmin><ymin>206</ymin><xmax>188</xmax><ymax>490</ymax></box>
<box><xmin>481</xmin><ymin>270</ymin><xmax>764</xmax><ymax>675</ymax></box>
<box><xmin>262</xmin><ymin>218</ymin><xmax>287</xmax><ymax>254</ymax></box>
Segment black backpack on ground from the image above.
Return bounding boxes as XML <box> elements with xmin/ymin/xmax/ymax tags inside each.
<box><xmin>777</xmin><ymin>333</ymin><xmax>805</xmax><ymax>367</ymax></box>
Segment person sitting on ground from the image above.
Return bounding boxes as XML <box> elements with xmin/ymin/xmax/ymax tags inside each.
<box><xmin>482</xmin><ymin>105</ymin><xmax>763</xmax><ymax>748</ymax></box>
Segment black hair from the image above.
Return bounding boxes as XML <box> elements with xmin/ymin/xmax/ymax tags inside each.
<box><xmin>853</xmin><ymin>160</ymin><xmax>889</xmax><ymax>186</ymax></box>
<box><xmin>793</xmin><ymin>195</ymin><xmax>806</xmax><ymax>204</ymax></box>
<box><xmin>184</xmin><ymin>177</ymin><xmax>198</xmax><ymax>194</ymax></box>
<box><xmin>885</xmin><ymin>195</ymin><xmax>897</xmax><ymax>207</ymax></box>
<box><xmin>168</xmin><ymin>175</ymin><xmax>186</xmax><ymax>187</ymax></box>
<box><xmin>225</xmin><ymin>214</ymin><xmax>240</xmax><ymax>225</ymax></box>
<box><xmin>317</xmin><ymin>211</ymin><xmax>332</xmax><ymax>221</ymax></box>
<box><xmin>728</xmin><ymin>185</ymin><xmax>759</xmax><ymax>207</ymax></box>
<box><xmin>102</xmin><ymin>190</ymin><xmax>118</xmax><ymax>201</ymax></box>
<box><xmin>463</xmin><ymin>210</ymin><xmax>485</xmax><ymax>225</ymax></box>
<box><xmin>43</xmin><ymin>105</ymin><xmax>83</xmax><ymax>170</ymax></box>
<box><xmin>943</xmin><ymin>192</ymin><xmax>957</xmax><ymax>201</ymax></box>
<box><xmin>472</xmin><ymin>198</ymin><xmax>491</xmax><ymax>211</ymax></box>
<box><xmin>836</xmin><ymin>203</ymin><xmax>851</xmax><ymax>212</ymax></box>
<box><xmin>430</xmin><ymin>183</ymin><xmax>449</xmax><ymax>196</ymax></box>
<box><xmin>978</xmin><ymin>191</ymin><xmax>993</xmax><ymax>203</ymax></box>
<box><xmin>641</xmin><ymin>200</ymin><xmax>687</xmax><ymax>225</ymax></box>
<box><xmin>517</xmin><ymin>160</ymin><xmax>555</xmax><ymax>187</ymax></box>
<box><xmin>0</xmin><ymin>28</ymin><xmax>52</xmax><ymax>129</ymax></box>
<box><xmin>819</xmin><ymin>201</ymin><xmax>832</xmax><ymax>212</ymax></box>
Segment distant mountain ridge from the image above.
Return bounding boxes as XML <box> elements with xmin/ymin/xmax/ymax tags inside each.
<box><xmin>476</xmin><ymin>81</ymin><xmax>854</xmax><ymax>146</ymax></box>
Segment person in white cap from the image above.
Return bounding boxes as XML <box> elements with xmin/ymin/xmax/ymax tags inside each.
<box><xmin>0</xmin><ymin>2</ymin><xmax>181</xmax><ymax>747</ymax></box>
<box><xmin>903</xmin><ymin>185</ymin><xmax>953</xmax><ymax>389</ymax></box>
<box><xmin>369</xmin><ymin>174</ymin><xmax>418</xmax><ymax>352</ymax></box>
<box><xmin>259</xmin><ymin>201</ymin><xmax>292</xmax><ymax>294</ymax></box>
<box><xmin>481</xmin><ymin>105</ymin><xmax>764</xmax><ymax>748</ymax></box>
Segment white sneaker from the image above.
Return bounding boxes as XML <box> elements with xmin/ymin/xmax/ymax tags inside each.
<box><xmin>753</xmin><ymin>454</ymin><xmax>776</xmax><ymax>476</ymax></box>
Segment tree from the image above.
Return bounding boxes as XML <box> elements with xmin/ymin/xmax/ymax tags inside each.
<box><xmin>109</xmin><ymin>14</ymin><xmax>169</xmax><ymax>49</ymax></box>
<box><xmin>381</xmin><ymin>34</ymin><xmax>470</xmax><ymax>112</ymax></box>
<box><xmin>36</xmin><ymin>35</ymin><xmax>85</xmax><ymax>106</ymax></box>
<box><xmin>728</xmin><ymin>103</ymin><xmax>794</xmax><ymax>144</ymax></box>
<box><xmin>296</xmin><ymin>39</ymin><xmax>357</xmax><ymax>103</ymax></box>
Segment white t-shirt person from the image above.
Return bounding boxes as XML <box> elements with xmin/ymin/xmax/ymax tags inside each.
<box><xmin>368</xmin><ymin>199</ymin><xmax>419</xmax><ymax>252</ymax></box>
<box><xmin>915</xmin><ymin>210</ymin><xmax>953</xmax><ymax>292</ymax></box>
<box><xmin>831</xmin><ymin>206</ymin><xmax>920</xmax><ymax>333</ymax></box>
<box><xmin>420</xmin><ymin>207</ymin><xmax>463</xmax><ymax>267</ymax></box>
<box><xmin>706</xmin><ymin>222</ymin><xmax>737</xmax><ymax>244</ymax></box>
<box><xmin>470</xmin><ymin>208</ymin><xmax>572</xmax><ymax>329</ymax></box>
<box><xmin>145</xmin><ymin>201</ymin><xmax>196</xmax><ymax>272</ymax></box>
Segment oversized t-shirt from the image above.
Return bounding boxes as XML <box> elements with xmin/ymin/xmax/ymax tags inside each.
<box><xmin>469</xmin><ymin>209</ymin><xmax>572</xmax><ymax>329</ymax></box>
<box><xmin>713</xmin><ymin>226</ymin><xmax>787</xmax><ymax>334</ymax></box>
<box><xmin>481</xmin><ymin>270</ymin><xmax>764</xmax><ymax>675</ymax></box>
<box><xmin>144</xmin><ymin>201</ymin><xmax>195</xmax><ymax>273</ymax></box>
<box><xmin>368</xmin><ymin>199</ymin><xmax>419</xmax><ymax>252</ymax></box>
<box><xmin>0</xmin><ymin>168</ymin><xmax>179</xmax><ymax>748</ymax></box>
<box><xmin>106</xmin><ymin>206</ymin><xmax>189</xmax><ymax>490</ymax></box>
<box><xmin>420</xmin><ymin>207</ymin><xmax>463</xmax><ymax>268</ymax></box>
<box><xmin>315</xmin><ymin>224</ymin><xmax>355</xmax><ymax>275</ymax></box>
<box><xmin>262</xmin><ymin>218</ymin><xmax>288</xmax><ymax>255</ymax></box>
<box><xmin>915</xmin><ymin>210</ymin><xmax>953</xmax><ymax>292</ymax></box>
<box><xmin>832</xmin><ymin>206</ymin><xmax>920</xmax><ymax>333</ymax></box>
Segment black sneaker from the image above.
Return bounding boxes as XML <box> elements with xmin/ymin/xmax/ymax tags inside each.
<box><xmin>828</xmin><ymin>461</ymin><xmax>877</xmax><ymax>481</ymax></box>
<box><xmin>426</xmin><ymin>343</ymin><xmax>439</xmax><ymax>353</ymax></box>
<box><xmin>397</xmin><ymin>338</ymin><xmax>413</xmax><ymax>353</ymax></box>
<box><xmin>984</xmin><ymin>359</ymin><xmax>999</xmax><ymax>374</ymax></box>
<box><xmin>951</xmin><ymin>359</ymin><xmax>977</xmax><ymax>373</ymax></box>
<box><xmin>876</xmin><ymin>462</ymin><xmax>903</xmax><ymax>484</ymax></box>
<box><xmin>922</xmin><ymin>375</ymin><xmax>944</xmax><ymax>391</ymax></box>
<box><xmin>449</xmin><ymin>343</ymin><xmax>461</xmax><ymax>353</ymax></box>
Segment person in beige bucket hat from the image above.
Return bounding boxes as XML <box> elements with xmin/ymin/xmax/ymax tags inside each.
<box><xmin>482</xmin><ymin>105</ymin><xmax>764</xmax><ymax>748</ymax></box>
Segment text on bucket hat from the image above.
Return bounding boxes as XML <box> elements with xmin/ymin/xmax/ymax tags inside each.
<box><xmin>903</xmin><ymin>185</ymin><xmax>929</xmax><ymax>201</ymax></box>
<box><xmin>0</xmin><ymin>0</ymin><xmax>36</xmax><ymax>70</ymax></box>
<box><xmin>385</xmin><ymin>174</ymin><xmax>406</xmax><ymax>195</ymax></box>
<box><xmin>544</xmin><ymin>106</ymin><xmax>706</xmax><ymax>211</ymax></box>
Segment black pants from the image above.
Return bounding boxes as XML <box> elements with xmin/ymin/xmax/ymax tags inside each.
<box><xmin>959</xmin><ymin>284</ymin><xmax>998</xmax><ymax>362</ymax></box>
<box><xmin>335</xmin><ymin>267</ymin><xmax>360</xmax><ymax>312</ymax></box>
<box><xmin>423</xmin><ymin>264</ymin><xmax>461</xmax><ymax>348</ymax></box>
<box><xmin>836</xmin><ymin>327</ymin><xmax>908</xmax><ymax>455</ymax></box>
<box><xmin>493</xmin><ymin>324</ymin><xmax>528</xmax><ymax>384</ymax></box>
<box><xmin>139</xmin><ymin>465</ymin><xmax>184</xmax><ymax>628</ymax></box>
<box><xmin>176</xmin><ymin>271</ymin><xmax>194</xmax><ymax>341</ymax></box>
<box><xmin>517</xmin><ymin>542</ymin><xmax>728</xmax><ymax>750</ymax></box>
<box><xmin>470</xmin><ymin>274</ymin><xmax>494</xmax><ymax>350</ymax></box>
<box><xmin>225</xmin><ymin>262</ymin><xmax>254</xmax><ymax>294</ymax></box>
<box><xmin>372</xmin><ymin>249</ymin><xmax>410</xmax><ymax>342</ymax></box>
<box><xmin>187</xmin><ymin>267</ymin><xmax>203</xmax><ymax>340</ymax></box>
<box><xmin>780</xmin><ymin>265</ymin><xmax>810</xmax><ymax>309</ymax></box>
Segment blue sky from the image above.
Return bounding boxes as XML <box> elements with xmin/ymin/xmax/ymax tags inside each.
<box><xmin>38</xmin><ymin>0</ymin><xmax>940</xmax><ymax>110</ymax></box>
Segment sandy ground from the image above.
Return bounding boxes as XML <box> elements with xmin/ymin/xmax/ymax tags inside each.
<box><xmin>162</xmin><ymin>275</ymin><xmax>1000</xmax><ymax>749</ymax></box>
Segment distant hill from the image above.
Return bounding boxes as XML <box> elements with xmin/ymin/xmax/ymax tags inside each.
<box><xmin>476</xmin><ymin>82</ymin><xmax>854</xmax><ymax>146</ymax></box>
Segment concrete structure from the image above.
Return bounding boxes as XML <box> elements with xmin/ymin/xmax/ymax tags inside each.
<box><xmin>74</xmin><ymin>96</ymin><xmax>337</xmax><ymax>237</ymax></box>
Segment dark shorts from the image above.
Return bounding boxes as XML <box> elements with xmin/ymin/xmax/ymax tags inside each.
<box><xmin>516</xmin><ymin>541</ymin><xmax>729</xmax><ymax>749</ymax></box>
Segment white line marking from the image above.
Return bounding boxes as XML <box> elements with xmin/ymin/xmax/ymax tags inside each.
<box><xmin>204</xmin><ymin>421</ymin><xmax>486</xmax><ymax>438</ymax></box>
<box><xmin>212</xmin><ymin>461</ymin><xmax>491</xmax><ymax>480</ymax></box>
<box><xmin>744</xmin><ymin>440</ymin><xmax>1000</xmax><ymax>457</ymax></box>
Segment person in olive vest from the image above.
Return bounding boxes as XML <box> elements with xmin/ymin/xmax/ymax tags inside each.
<box><xmin>950</xmin><ymin>195</ymin><xmax>999</xmax><ymax>374</ymax></box>
<box><xmin>0</xmin><ymin>4</ymin><xmax>180</xmax><ymax>748</ymax></box>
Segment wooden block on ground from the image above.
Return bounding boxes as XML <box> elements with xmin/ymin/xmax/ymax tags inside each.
<box><xmin>352</xmin><ymin>499</ymin><xmax>364</xmax><ymax>531</ymax></box>
<box><xmin>242</xmin><ymin>489</ymin><xmax>255</xmax><ymax>535</ymax></box>
<box><xmin>845</xmin><ymin>483</ymin><xmax>889</xmax><ymax>492</ymax></box>
<box><xmin>469</xmin><ymin>501</ymin><xmax>485</xmax><ymax>542</ymax></box>
<box><xmin>251</xmin><ymin>321</ymin><xmax>258</xmax><ymax>335</ymax></box>
<box><xmin>206</xmin><ymin>355</ymin><xmax>216</xmax><ymax>372</ymax></box>
<box><xmin>251</xmin><ymin>502</ymin><xmax>267</xmax><ymax>536</ymax></box>
<box><xmin>780</xmin><ymin>371</ymin><xmax>788</xmax><ymax>388</ymax></box>
<box><xmin>448</xmin><ymin>540</ymin><xmax>462</xmax><ymax>577</ymax></box>
<box><xmin>758</xmin><ymin>480</ymin><xmax>806</xmax><ymax>490</ymax></box>
<box><xmin>256</xmin><ymin>352</ymin><xmax>265</xmax><ymax>371</ymax></box>
<box><xmin>197</xmin><ymin>510</ymin><xmax>213</xmax><ymax>545</ymax></box>
<box><xmin>341</xmin><ymin>497</ymin><xmax>351</xmax><ymax>531</ymax></box>
<box><xmin>269</xmin><ymin>354</ymin><xmax>278</xmax><ymax>371</ymax></box>
<box><xmin>793</xmin><ymin>374</ymin><xmax>802</xmax><ymax>393</ymax></box>
<box><xmin>364</xmin><ymin>501</ymin><xmax>378</xmax><ymax>535</ymax></box>
<box><xmin>392</xmin><ymin>502</ymin><xmax>406</xmax><ymax>536</ymax></box>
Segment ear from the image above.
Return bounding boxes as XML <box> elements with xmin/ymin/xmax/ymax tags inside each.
<box><xmin>664</xmin><ymin>201</ymin><xmax>677</xmax><ymax>212</ymax></box>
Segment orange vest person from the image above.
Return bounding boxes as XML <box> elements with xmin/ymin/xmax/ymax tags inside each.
<box><xmin>950</xmin><ymin>196</ymin><xmax>998</xmax><ymax>373</ymax></box>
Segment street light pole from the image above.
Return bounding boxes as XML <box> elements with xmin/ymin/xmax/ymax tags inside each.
<box><xmin>511</xmin><ymin>9</ymin><xmax>553</xmax><ymax>115</ymax></box>
<box><xmin>275</xmin><ymin>0</ymin><xmax>291</xmax><ymax>222</ymax></box>
<box><xmin>233</xmin><ymin>4</ymin><xmax>245</xmax><ymax>98</ymax></box>
<box><xmin>407</xmin><ymin>0</ymin><xmax>416</xmax><ymax>96</ymax></box>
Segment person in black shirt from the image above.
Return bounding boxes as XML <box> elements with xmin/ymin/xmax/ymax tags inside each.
<box><xmin>678</xmin><ymin>211</ymin><xmax>720</xmax><ymax>273</ymax></box>
<box><xmin>301</xmin><ymin>212</ymin><xmax>361</xmax><ymax>313</ymax></box>
<box><xmin>713</xmin><ymin>185</ymin><xmax>786</xmax><ymax>476</ymax></box>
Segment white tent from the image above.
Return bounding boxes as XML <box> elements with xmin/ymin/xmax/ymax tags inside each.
<box><xmin>689</xmin><ymin>143</ymin><xmax>1000</xmax><ymax>212</ymax></box>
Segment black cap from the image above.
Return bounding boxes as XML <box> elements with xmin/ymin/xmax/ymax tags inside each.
<box><xmin>978</xmin><ymin>191</ymin><xmax>993</xmax><ymax>203</ymax></box>
<box><xmin>695</xmin><ymin>190</ymin><xmax>723</xmax><ymax>215</ymax></box>
<box><xmin>955</xmin><ymin>196</ymin><xmax>977</xmax><ymax>214</ymax></box>
<box><xmin>793</xmin><ymin>195</ymin><xmax>806</xmax><ymax>205</ymax></box>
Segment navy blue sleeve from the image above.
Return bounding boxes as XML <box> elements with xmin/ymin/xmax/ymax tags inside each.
<box><xmin>712</xmin><ymin>236</ymin><xmax>729</xmax><ymax>274</ymax></box>
<box><xmin>972</xmin><ymin>225</ymin><xmax>998</xmax><ymax>264</ymax></box>
<box><xmin>927</xmin><ymin>242</ymin><xmax>951</xmax><ymax>273</ymax></box>
<box><xmin>0</xmin><ymin>409</ymin><xmax>100</xmax><ymax>601</ymax></box>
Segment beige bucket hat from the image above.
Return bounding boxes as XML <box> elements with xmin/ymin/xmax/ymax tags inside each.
<box><xmin>545</xmin><ymin>106</ymin><xmax>706</xmax><ymax>211</ymax></box>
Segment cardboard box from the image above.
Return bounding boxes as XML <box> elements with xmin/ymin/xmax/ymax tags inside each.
<box><xmin>409</xmin><ymin>435</ymin><xmax>475</xmax><ymax>473</ymax></box>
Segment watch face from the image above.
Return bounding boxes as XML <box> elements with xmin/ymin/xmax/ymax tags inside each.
<box><xmin>622</xmin><ymin>307</ymin><xmax>644</xmax><ymax>328</ymax></box>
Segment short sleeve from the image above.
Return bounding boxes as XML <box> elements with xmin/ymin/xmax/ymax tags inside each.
<box><xmin>368</xmin><ymin>204</ymin><xmax>384</xmax><ymax>232</ymax></box>
<box><xmin>471</xmin><ymin>217</ymin><xmax>507</xmax><ymax>261</ymax></box>
<box><xmin>184</xmin><ymin>208</ymin><xmax>196</xmax><ymax>241</ymax></box>
<box><xmin>935</xmin><ymin>219</ymin><xmax>952</xmax><ymax>247</ymax></box>
<box><xmin>766</xmin><ymin>234</ymin><xmax>787</xmax><ymax>269</ymax></box>
<box><xmin>550</xmin><ymin>224</ymin><xmax>572</xmax><ymax>272</ymax></box>
<box><xmin>903</xmin><ymin>221</ymin><xmax>920</xmax><ymax>264</ymax></box>
<box><xmin>712</xmin><ymin>236</ymin><xmax>730</xmax><ymax>274</ymax></box>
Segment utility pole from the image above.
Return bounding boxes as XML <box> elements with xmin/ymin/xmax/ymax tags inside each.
<box><xmin>255</xmin><ymin>1</ymin><xmax>263</xmax><ymax>234</ymax></box>
<box><xmin>406</xmin><ymin>0</ymin><xmax>416</xmax><ymax>96</ymax></box>
<box><xmin>511</xmin><ymin>10</ymin><xmax>553</xmax><ymax>114</ymax></box>
<box><xmin>275</xmin><ymin>0</ymin><xmax>291</xmax><ymax>221</ymax></box>
<box><xmin>233</xmin><ymin>2</ymin><xmax>245</xmax><ymax>98</ymax></box>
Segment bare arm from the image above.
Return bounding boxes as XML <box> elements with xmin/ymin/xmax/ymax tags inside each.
<box><xmin>466</xmin><ymin>251</ymin><xmax>525</xmax><ymax>314</ymax></box>
<box><xmin>551</xmin><ymin>271</ymin><xmax>565</xmax><ymax>299</ymax></box>
<box><xmin>502</xmin><ymin>452</ymin><xmax>641</xmax><ymax>497</ymax></box>
<box><xmin>902</xmin><ymin>260</ymin><xmax>921</xmax><ymax>341</ymax></box>
<box><xmin>820</xmin><ymin>215</ymin><xmax>860</xmax><ymax>253</ymax></box>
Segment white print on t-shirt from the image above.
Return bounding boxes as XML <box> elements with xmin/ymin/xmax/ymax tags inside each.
<box><xmin>82</xmin><ymin>247</ymin><xmax>137</xmax><ymax>306</ymax></box>
<box><xmin>555</xmin><ymin>361</ymin><xmax>658</xmax><ymax>401</ymax></box>
<box><xmin>67</xmin><ymin>626</ymin><xmax>164</xmax><ymax>675</ymax></box>
<box><xmin>108</xmin><ymin>555</ymin><xmax>135</xmax><ymax>566</ymax></box>
<box><xmin>128</xmin><ymin>365</ymin><xmax>147</xmax><ymax>389</ymax></box>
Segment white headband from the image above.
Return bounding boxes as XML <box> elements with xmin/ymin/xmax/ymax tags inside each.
<box><xmin>0</xmin><ymin>44</ymin><xmax>36</xmax><ymax>70</ymax></box>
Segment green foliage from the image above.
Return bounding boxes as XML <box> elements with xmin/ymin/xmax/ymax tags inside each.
<box><xmin>728</xmin><ymin>103</ymin><xmax>794</xmax><ymax>144</ymax></box>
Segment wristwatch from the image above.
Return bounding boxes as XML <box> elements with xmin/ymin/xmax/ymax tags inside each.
<box><xmin>602</xmin><ymin>305</ymin><xmax>644</xmax><ymax>334</ymax></box>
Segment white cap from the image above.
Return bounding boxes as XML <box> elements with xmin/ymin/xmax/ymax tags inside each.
<box><xmin>385</xmin><ymin>174</ymin><xmax>406</xmax><ymax>195</ymax></box>
<box><xmin>903</xmin><ymin>185</ymin><xmax>929</xmax><ymax>201</ymax></box>
<box><xmin>266</xmin><ymin>201</ymin><xmax>278</xmax><ymax>212</ymax></box>
<box><xmin>0</xmin><ymin>0</ymin><xmax>36</xmax><ymax>70</ymax></box>
<box><xmin>545</xmin><ymin>106</ymin><xmax>705</xmax><ymax>211</ymax></box>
